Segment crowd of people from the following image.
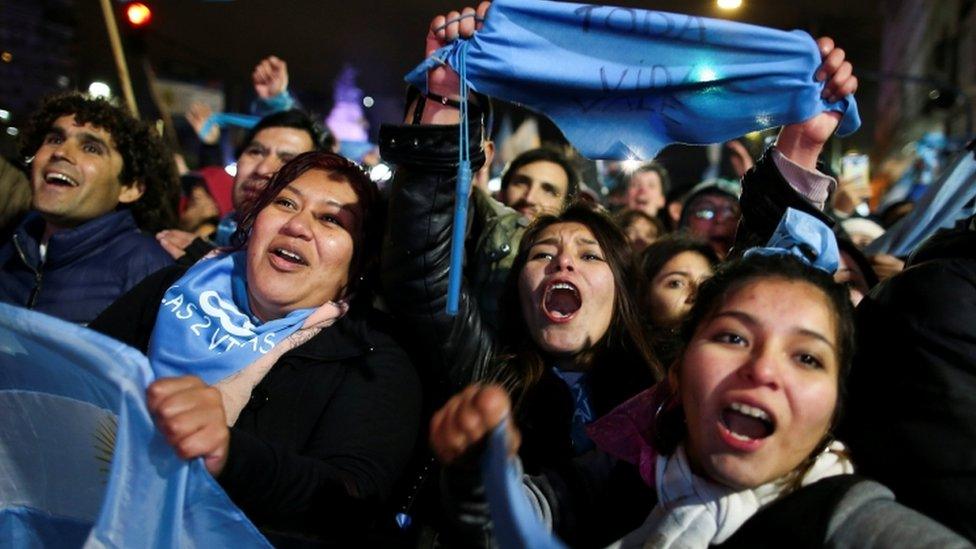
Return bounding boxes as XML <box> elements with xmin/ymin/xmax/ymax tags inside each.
<box><xmin>1</xmin><ymin>1</ymin><xmax>975</xmax><ymax>547</ymax></box>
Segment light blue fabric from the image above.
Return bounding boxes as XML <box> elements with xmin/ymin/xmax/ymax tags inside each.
<box><xmin>0</xmin><ymin>302</ymin><xmax>270</xmax><ymax>547</ymax></box>
<box><xmin>251</xmin><ymin>90</ymin><xmax>297</xmax><ymax>118</ymax></box>
<box><xmin>338</xmin><ymin>140</ymin><xmax>376</xmax><ymax>163</ymax></box>
<box><xmin>877</xmin><ymin>132</ymin><xmax>948</xmax><ymax>211</ymax></box>
<box><xmin>213</xmin><ymin>211</ymin><xmax>239</xmax><ymax>247</ymax></box>
<box><xmin>148</xmin><ymin>252</ymin><xmax>315</xmax><ymax>385</ymax></box>
<box><xmin>552</xmin><ymin>368</ymin><xmax>595</xmax><ymax>454</ymax></box>
<box><xmin>865</xmin><ymin>146</ymin><xmax>976</xmax><ymax>257</ymax></box>
<box><xmin>483</xmin><ymin>419</ymin><xmax>567</xmax><ymax>549</ymax></box>
<box><xmin>199</xmin><ymin>113</ymin><xmax>260</xmax><ymax>142</ymax></box>
<box><xmin>406</xmin><ymin>0</ymin><xmax>860</xmax><ymax>160</ymax></box>
<box><xmin>744</xmin><ymin>208</ymin><xmax>840</xmax><ymax>273</ymax></box>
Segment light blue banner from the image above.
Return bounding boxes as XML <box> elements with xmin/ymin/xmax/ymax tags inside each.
<box><xmin>482</xmin><ymin>420</ymin><xmax>566</xmax><ymax>549</ymax></box>
<box><xmin>0</xmin><ymin>303</ymin><xmax>270</xmax><ymax>548</ymax></box>
<box><xmin>865</xmin><ymin>146</ymin><xmax>976</xmax><ymax>257</ymax></box>
<box><xmin>407</xmin><ymin>0</ymin><xmax>860</xmax><ymax>160</ymax></box>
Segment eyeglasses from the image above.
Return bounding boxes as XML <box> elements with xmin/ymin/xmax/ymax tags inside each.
<box><xmin>690</xmin><ymin>205</ymin><xmax>739</xmax><ymax>221</ymax></box>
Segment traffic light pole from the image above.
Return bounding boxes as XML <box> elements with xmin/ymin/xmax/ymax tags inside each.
<box><xmin>98</xmin><ymin>0</ymin><xmax>139</xmax><ymax>117</ymax></box>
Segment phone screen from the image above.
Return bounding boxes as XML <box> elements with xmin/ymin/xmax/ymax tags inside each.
<box><xmin>841</xmin><ymin>153</ymin><xmax>870</xmax><ymax>190</ymax></box>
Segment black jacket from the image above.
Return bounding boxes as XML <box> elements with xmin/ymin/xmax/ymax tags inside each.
<box><xmin>379</xmin><ymin>122</ymin><xmax>656</xmax><ymax>467</ymax></box>
<box><xmin>89</xmin><ymin>265</ymin><xmax>421</xmax><ymax>544</ymax></box>
<box><xmin>839</xmin><ymin>218</ymin><xmax>976</xmax><ymax>542</ymax></box>
<box><xmin>731</xmin><ymin>147</ymin><xmax>836</xmax><ymax>256</ymax></box>
<box><xmin>0</xmin><ymin>210</ymin><xmax>172</xmax><ymax>324</ymax></box>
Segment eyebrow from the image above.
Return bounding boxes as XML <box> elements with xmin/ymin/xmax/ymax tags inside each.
<box><xmin>78</xmin><ymin>132</ymin><xmax>110</xmax><ymax>149</ymax></box>
<box><xmin>283</xmin><ymin>184</ymin><xmax>363</xmax><ymax>222</ymax></box>
<box><xmin>712</xmin><ymin>310</ymin><xmax>836</xmax><ymax>350</ymax></box>
<box><xmin>659</xmin><ymin>270</ymin><xmax>693</xmax><ymax>278</ymax></box>
<box><xmin>530</xmin><ymin>237</ymin><xmax>560</xmax><ymax>247</ymax></box>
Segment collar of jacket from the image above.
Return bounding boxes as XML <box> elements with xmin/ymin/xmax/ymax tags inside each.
<box><xmin>284</xmin><ymin>305</ymin><xmax>379</xmax><ymax>363</ymax></box>
<box><xmin>14</xmin><ymin>210</ymin><xmax>142</xmax><ymax>270</ymax></box>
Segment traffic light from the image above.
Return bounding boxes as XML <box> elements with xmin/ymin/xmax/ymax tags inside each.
<box><xmin>123</xmin><ymin>2</ymin><xmax>152</xmax><ymax>29</ymax></box>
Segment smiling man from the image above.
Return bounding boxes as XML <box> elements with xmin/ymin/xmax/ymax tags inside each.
<box><xmin>0</xmin><ymin>93</ymin><xmax>178</xmax><ymax>323</ymax></box>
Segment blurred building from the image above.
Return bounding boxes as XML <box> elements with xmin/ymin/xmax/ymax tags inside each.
<box><xmin>875</xmin><ymin>0</ymin><xmax>976</xmax><ymax>160</ymax></box>
<box><xmin>0</xmin><ymin>0</ymin><xmax>77</xmax><ymax>159</ymax></box>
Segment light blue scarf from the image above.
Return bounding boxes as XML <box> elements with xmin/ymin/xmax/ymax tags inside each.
<box><xmin>744</xmin><ymin>208</ymin><xmax>840</xmax><ymax>273</ymax></box>
<box><xmin>406</xmin><ymin>0</ymin><xmax>860</xmax><ymax>160</ymax></box>
<box><xmin>147</xmin><ymin>252</ymin><xmax>316</xmax><ymax>385</ymax></box>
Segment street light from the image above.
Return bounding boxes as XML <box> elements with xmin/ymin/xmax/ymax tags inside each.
<box><xmin>88</xmin><ymin>81</ymin><xmax>112</xmax><ymax>99</ymax></box>
<box><xmin>124</xmin><ymin>2</ymin><xmax>153</xmax><ymax>28</ymax></box>
<box><xmin>717</xmin><ymin>0</ymin><xmax>743</xmax><ymax>9</ymax></box>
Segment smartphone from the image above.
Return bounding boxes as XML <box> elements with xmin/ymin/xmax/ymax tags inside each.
<box><xmin>841</xmin><ymin>153</ymin><xmax>870</xmax><ymax>190</ymax></box>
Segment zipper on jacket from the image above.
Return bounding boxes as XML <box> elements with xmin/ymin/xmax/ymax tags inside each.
<box><xmin>12</xmin><ymin>233</ymin><xmax>43</xmax><ymax>309</ymax></box>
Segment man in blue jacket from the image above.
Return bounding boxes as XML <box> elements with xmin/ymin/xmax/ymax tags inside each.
<box><xmin>0</xmin><ymin>93</ymin><xmax>178</xmax><ymax>324</ymax></box>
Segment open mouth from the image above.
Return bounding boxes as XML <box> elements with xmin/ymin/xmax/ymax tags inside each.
<box><xmin>720</xmin><ymin>402</ymin><xmax>775</xmax><ymax>442</ymax></box>
<box><xmin>44</xmin><ymin>172</ymin><xmax>78</xmax><ymax>187</ymax></box>
<box><xmin>543</xmin><ymin>281</ymin><xmax>582</xmax><ymax>321</ymax></box>
<box><xmin>271</xmin><ymin>247</ymin><xmax>307</xmax><ymax>266</ymax></box>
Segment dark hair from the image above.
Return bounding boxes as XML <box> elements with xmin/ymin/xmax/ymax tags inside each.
<box><xmin>654</xmin><ymin>255</ymin><xmax>856</xmax><ymax>474</ymax></box>
<box><xmin>638</xmin><ymin>234</ymin><xmax>720</xmax><ymax>311</ymax></box>
<box><xmin>836</xmin><ymin>238</ymin><xmax>879</xmax><ymax>290</ymax></box>
<box><xmin>20</xmin><ymin>92</ymin><xmax>178</xmax><ymax>232</ymax></box>
<box><xmin>494</xmin><ymin>202</ymin><xmax>662</xmax><ymax>405</ymax></box>
<box><xmin>629</xmin><ymin>161</ymin><xmax>671</xmax><ymax>196</ymax></box>
<box><xmin>499</xmin><ymin>147</ymin><xmax>580</xmax><ymax>204</ymax></box>
<box><xmin>615</xmin><ymin>209</ymin><xmax>665</xmax><ymax>240</ymax></box>
<box><xmin>237</xmin><ymin>109</ymin><xmax>333</xmax><ymax>158</ymax></box>
<box><xmin>232</xmin><ymin>151</ymin><xmax>381</xmax><ymax>301</ymax></box>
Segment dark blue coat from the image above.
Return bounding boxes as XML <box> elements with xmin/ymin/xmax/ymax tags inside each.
<box><xmin>0</xmin><ymin>210</ymin><xmax>172</xmax><ymax>324</ymax></box>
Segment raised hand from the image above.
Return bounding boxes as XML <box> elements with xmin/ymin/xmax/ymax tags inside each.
<box><xmin>185</xmin><ymin>102</ymin><xmax>220</xmax><ymax>145</ymax></box>
<box><xmin>252</xmin><ymin>55</ymin><xmax>289</xmax><ymax>99</ymax></box>
<box><xmin>776</xmin><ymin>37</ymin><xmax>859</xmax><ymax>170</ymax></box>
<box><xmin>429</xmin><ymin>384</ymin><xmax>520</xmax><ymax>466</ymax></box>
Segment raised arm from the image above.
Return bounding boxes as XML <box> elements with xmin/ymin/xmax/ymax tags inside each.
<box><xmin>380</xmin><ymin>2</ymin><xmax>498</xmax><ymax>400</ymax></box>
<box><xmin>733</xmin><ymin>37</ymin><xmax>858</xmax><ymax>252</ymax></box>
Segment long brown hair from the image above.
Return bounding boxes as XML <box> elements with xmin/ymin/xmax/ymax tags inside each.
<box><xmin>494</xmin><ymin>202</ymin><xmax>662</xmax><ymax>407</ymax></box>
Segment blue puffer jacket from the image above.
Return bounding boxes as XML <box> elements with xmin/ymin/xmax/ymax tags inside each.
<box><xmin>0</xmin><ymin>210</ymin><xmax>172</xmax><ymax>324</ymax></box>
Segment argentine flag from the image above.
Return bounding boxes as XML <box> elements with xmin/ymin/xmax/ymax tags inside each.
<box><xmin>0</xmin><ymin>303</ymin><xmax>269</xmax><ymax>547</ymax></box>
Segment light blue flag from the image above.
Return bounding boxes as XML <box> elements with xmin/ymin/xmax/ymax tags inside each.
<box><xmin>482</xmin><ymin>420</ymin><xmax>567</xmax><ymax>549</ymax></box>
<box><xmin>406</xmin><ymin>0</ymin><xmax>860</xmax><ymax>160</ymax></box>
<box><xmin>0</xmin><ymin>303</ymin><xmax>270</xmax><ymax>548</ymax></box>
<box><xmin>865</xmin><ymin>145</ymin><xmax>976</xmax><ymax>257</ymax></box>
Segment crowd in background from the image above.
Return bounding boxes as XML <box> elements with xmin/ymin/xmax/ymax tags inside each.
<box><xmin>1</xmin><ymin>1</ymin><xmax>975</xmax><ymax>547</ymax></box>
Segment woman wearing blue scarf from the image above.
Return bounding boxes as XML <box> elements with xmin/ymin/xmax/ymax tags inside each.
<box><xmin>90</xmin><ymin>151</ymin><xmax>421</xmax><ymax>544</ymax></box>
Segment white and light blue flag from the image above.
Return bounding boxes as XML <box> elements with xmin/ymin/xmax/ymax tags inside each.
<box><xmin>0</xmin><ymin>303</ymin><xmax>270</xmax><ymax>547</ymax></box>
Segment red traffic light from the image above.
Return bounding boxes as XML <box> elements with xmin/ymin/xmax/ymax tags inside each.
<box><xmin>124</xmin><ymin>2</ymin><xmax>152</xmax><ymax>28</ymax></box>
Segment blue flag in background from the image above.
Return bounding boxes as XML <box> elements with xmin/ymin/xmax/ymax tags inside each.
<box><xmin>0</xmin><ymin>303</ymin><xmax>269</xmax><ymax>548</ymax></box>
<box><xmin>407</xmin><ymin>0</ymin><xmax>860</xmax><ymax>159</ymax></box>
<box><xmin>865</xmin><ymin>146</ymin><xmax>976</xmax><ymax>257</ymax></box>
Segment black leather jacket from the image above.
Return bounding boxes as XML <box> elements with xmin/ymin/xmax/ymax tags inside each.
<box><xmin>380</xmin><ymin>121</ymin><xmax>495</xmax><ymax>405</ymax></box>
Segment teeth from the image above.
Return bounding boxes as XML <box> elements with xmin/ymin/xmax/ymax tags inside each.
<box><xmin>727</xmin><ymin>430</ymin><xmax>753</xmax><ymax>442</ymax></box>
<box><xmin>550</xmin><ymin>282</ymin><xmax>576</xmax><ymax>292</ymax></box>
<box><xmin>275</xmin><ymin>248</ymin><xmax>304</xmax><ymax>263</ymax></box>
<box><xmin>729</xmin><ymin>402</ymin><xmax>771</xmax><ymax>422</ymax></box>
<box><xmin>46</xmin><ymin>173</ymin><xmax>77</xmax><ymax>186</ymax></box>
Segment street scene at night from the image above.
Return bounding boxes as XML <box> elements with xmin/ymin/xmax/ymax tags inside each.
<box><xmin>0</xmin><ymin>0</ymin><xmax>974</xmax><ymax>546</ymax></box>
